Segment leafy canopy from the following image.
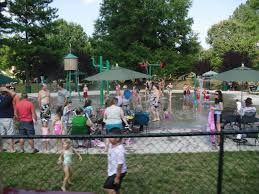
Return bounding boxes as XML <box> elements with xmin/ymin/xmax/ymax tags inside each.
<box><xmin>93</xmin><ymin>0</ymin><xmax>199</xmax><ymax>76</ymax></box>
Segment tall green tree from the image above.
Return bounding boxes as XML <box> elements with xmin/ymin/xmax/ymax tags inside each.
<box><xmin>206</xmin><ymin>0</ymin><xmax>259</xmax><ymax>71</ymax></box>
<box><xmin>0</xmin><ymin>0</ymin><xmax>10</xmax><ymax>35</ymax></box>
<box><xmin>6</xmin><ymin>0</ymin><xmax>57</xmax><ymax>85</ymax></box>
<box><xmin>93</xmin><ymin>0</ymin><xmax>199</xmax><ymax>76</ymax></box>
<box><xmin>42</xmin><ymin>19</ymin><xmax>93</xmax><ymax>79</ymax></box>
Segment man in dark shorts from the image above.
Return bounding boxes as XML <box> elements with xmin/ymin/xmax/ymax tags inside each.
<box><xmin>104</xmin><ymin>128</ymin><xmax>127</xmax><ymax>194</ymax></box>
<box><xmin>15</xmin><ymin>93</ymin><xmax>39</xmax><ymax>153</ymax></box>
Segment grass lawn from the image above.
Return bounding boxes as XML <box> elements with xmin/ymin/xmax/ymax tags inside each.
<box><xmin>0</xmin><ymin>151</ymin><xmax>258</xmax><ymax>194</ymax></box>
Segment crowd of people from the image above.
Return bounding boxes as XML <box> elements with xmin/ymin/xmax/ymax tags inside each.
<box><xmin>0</xmin><ymin>79</ymin><xmax>258</xmax><ymax>193</ymax></box>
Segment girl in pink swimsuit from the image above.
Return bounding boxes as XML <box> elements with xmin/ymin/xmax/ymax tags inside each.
<box><xmin>53</xmin><ymin>113</ymin><xmax>63</xmax><ymax>151</ymax></box>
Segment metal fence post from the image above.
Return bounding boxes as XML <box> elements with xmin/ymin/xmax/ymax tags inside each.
<box><xmin>217</xmin><ymin>131</ymin><xmax>225</xmax><ymax>194</ymax></box>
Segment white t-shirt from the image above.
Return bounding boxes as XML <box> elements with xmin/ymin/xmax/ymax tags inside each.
<box><xmin>240</xmin><ymin>106</ymin><xmax>256</xmax><ymax>117</ymax></box>
<box><xmin>105</xmin><ymin>105</ymin><xmax>122</xmax><ymax>125</ymax></box>
<box><xmin>108</xmin><ymin>144</ymin><xmax>127</xmax><ymax>176</ymax></box>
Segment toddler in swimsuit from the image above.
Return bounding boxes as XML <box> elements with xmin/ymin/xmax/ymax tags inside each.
<box><xmin>58</xmin><ymin>140</ymin><xmax>82</xmax><ymax>191</ymax></box>
<box><xmin>41</xmin><ymin>119</ymin><xmax>50</xmax><ymax>152</ymax></box>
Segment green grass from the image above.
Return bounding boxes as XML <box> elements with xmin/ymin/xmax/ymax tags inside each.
<box><xmin>0</xmin><ymin>151</ymin><xmax>258</xmax><ymax>194</ymax></box>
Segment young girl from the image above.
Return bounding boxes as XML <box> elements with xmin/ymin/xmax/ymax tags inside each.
<box><xmin>41</xmin><ymin>119</ymin><xmax>50</xmax><ymax>152</ymax></box>
<box><xmin>115</xmin><ymin>83</ymin><xmax>121</xmax><ymax>96</ymax></box>
<box><xmin>83</xmin><ymin>84</ymin><xmax>88</xmax><ymax>100</ymax></box>
<box><xmin>163</xmin><ymin>107</ymin><xmax>172</xmax><ymax>120</ymax></box>
<box><xmin>58</xmin><ymin>140</ymin><xmax>82</xmax><ymax>191</ymax></box>
<box><xmin>166</xmin><ymin>82</ymin><xmax>173</xmax><ymax>100</ymax></box>
<box><xmin>53</xmin><ymin>113</ymin><xmax>63</xmax><ymax>151</ymax></box>
<box><xmin>63</xmin><ymin>100</ymin><xmax>74</xmax><ymax>134</ymax></box>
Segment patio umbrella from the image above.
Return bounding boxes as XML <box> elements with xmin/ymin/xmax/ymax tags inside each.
<box><xmin>213</xmin><ymin>64</ymin><xmax>259</xmax><ymax>82</ymax></box>
<box><xmin>212</xmin><ymin>64</ymin><xmax>259</xmax><ymax>101</ymax></box>
<box><xmin>84</xmin><ymin>66</ymin><xmax>150</xmax><ymax>81</ymax></box>
<box><xmin>0</xmin><ymin>73</ymin><xmax>15</xmax><ymax>85</ymax></box>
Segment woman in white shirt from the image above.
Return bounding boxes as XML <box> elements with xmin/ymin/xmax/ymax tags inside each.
<box><xmin>103</xmin><ymin>97</ymin><xmax>129</xmax><ymax>133</ymax></box>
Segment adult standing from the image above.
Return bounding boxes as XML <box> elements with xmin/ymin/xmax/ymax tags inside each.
<box><xmin>211</xmin><ymin>90</ymin><xmax>224</xmax><ymax>144</ymax></box>
<box><xmin>0</xmin><ymin>86</ymin><xmax>16</xmax><ymax>152</ymax></box>
<box><xmin>38</xmin><ymin>83</ymin><xmax>52</xmax><ymax>121</ymax></box>
<box><xmin>121</xmin><ymin>85</ymin><xmax>131</xmax><ymax>112</ymax></box>
<box><xmin>15</xmin><ymin>93</ymin><xmax>38</xmax><ymax>153</ymax></box>
<box><xmin>56</xmin><ymin>82</ymin><xmax>68</xmax><ymax>116</ymax></box>
<box><xmin>150</xmin><ymin>85</ymin><xmax>161</xmax><ymax>121</ymax></box>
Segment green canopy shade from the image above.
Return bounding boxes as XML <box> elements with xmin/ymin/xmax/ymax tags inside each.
<box><xmin>0</xmin><ymin>74</ymin><xmax>16</xmax><ymax>85</ymax></box>
<box><xmin>84</xmin><ymin>66</ymin><xmax>150</xmax><ymax>81</ymax></box>
<box><xmin>213</xmin><ymin>65</ymin><xmax>259</xmax><ymax>82</ymax></box>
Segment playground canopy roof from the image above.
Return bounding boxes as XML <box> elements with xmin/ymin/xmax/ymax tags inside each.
<box><xmin>64</xmin><ymin>53</ymin><xmax>78</xmax><ymax>59</ymax></box>
<box><xmin>84</xmin><ymin>66</ymin><xmax>150</xmax><ymax>81</ymax></box>
<box><xmin>212</xmin><ymin>64</ymin><xmax>259</xmax><ymax>82</ymax></box>
<box><xmin>202</xmin><ymin>70</ymin><xmax>218</xmax><ymax>77</ymax></box>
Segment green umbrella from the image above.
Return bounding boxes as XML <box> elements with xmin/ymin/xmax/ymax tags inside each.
<box><xmin>84</xmin><ymin>66</ymin><xmax>150</xmax><ymax>81</ymax></box>
<box><xmin>213</xmin><ymin>64</ymin><xmax>259</xmax><ymax>101</ymax></box>
<box><xmin>0</xmin><ymin>73</ymin><xmax>15</xmax><ymax>85</ymax></box>
<box><xmin>213</xmin><ymin>64</ymin><xmax>259</xmax><ymax>82</ymax></box>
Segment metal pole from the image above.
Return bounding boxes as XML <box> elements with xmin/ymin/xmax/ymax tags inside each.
<box><xmin>100</xmin><ymin>56</ymin><xmax>104</xmax><ymax>105</ymax></box>
<box><xmin>65</xmin><ymin>72</ymin><xmax>69</xmax><ymax>91</ymax></box>
<box><xmin>76</xmin><ymin>69</ymin><xmax>81</xmax><ymax>101</ymax></box>
<box><xmin>106</xmin><ymin>60</ymin><xmax>110</xmax><ymax>94</ymax></box>
<box><xmin>217</xmin><ymin>131</ymin><xmax>225</xmax><ymax>194</ymax></box>
<box><xmin>69</xmin><ymin>71</ymin><xmax>72</xmax><ymax>98</ymax></box>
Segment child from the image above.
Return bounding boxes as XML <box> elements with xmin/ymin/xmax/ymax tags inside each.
<box><xmin>166</xmin><ymin>82</ymin><xmax>173</xmax><ymax>96</ymax></box>
<box><xmin>103</xmin><ymin>128</ymin><xmax>127</xmax><ymax>194</ymax></box>
<box><xmin>163</xmin><ymin>107</ymin><xmax>172</xmax><ymax>120</ymax></box>
<box><xmin>58</xmin><ymin>140</ymin><xmax>82</xmax><ymax>192</ymax></box>
<box><xmin>115</xmin><ymin>83</ymin><xmax>121</xmax><ymax>96</ymax></box>
<box><xmin>41</xmin><ymin>119</ymin><xmax>50</xmax><ymax>152</ymax></box>
<box><xmin>53</xmin><ymin>113</ymin><xmax>63</xmax><ymax>151</ymax></box>
<box><xmin>63</xmin><ymin>100</ymin><xmax>74</xmax><ymax>134</ymax></box>
<box><xmin>83</xmin><ymin>84</ymin><xmax>88</xmax><ymax>100</ymax></box>
<box><xmin>83</xmin><ymin>99</ymin><xmax>94</xmax><ymax>118</ymax></box>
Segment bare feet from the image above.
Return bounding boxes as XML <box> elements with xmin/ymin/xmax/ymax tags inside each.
<box><xmin>61</xmin><ymin>186</ymin><xmax>66</xmax><ymax>192</ymax></box>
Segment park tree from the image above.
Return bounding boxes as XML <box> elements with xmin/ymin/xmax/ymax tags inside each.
<box><xmin>206</xmin><ymin>0</ymin><xmax>259</xmax><ymax>71</ymax></box>
<box><xmin>5</xmin><ymin>0</ymin><xmax>57</xmax><ymax>87</ymax></box>
<box><xmin>39</xmin><ymin>19</ymin><xmax>94</xmax><ymax>79</ymax></box>
<box><xmin>0</xmin><ymin>0</ymin><xmax>11</xmax><ymax>35</ymax></box>
<box><xmin>93</xmin><ymin>0</ymin><xmax>200</xmax><ymax>76</ymax></box>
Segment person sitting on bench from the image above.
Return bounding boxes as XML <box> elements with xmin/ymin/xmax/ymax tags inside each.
<box><xmin>239</xmin><ymin>97</ymin><xmax>256</xmax><ymax>118</ymax></box>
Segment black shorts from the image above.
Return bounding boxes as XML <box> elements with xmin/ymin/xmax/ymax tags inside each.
<box><xmin>19</xmin><ymin>121</ymin><xmax>35</xmax><ymax>136</ymax></box>
<box><xmin>103</xmin><ymin>172</ymin><xmax>126</xmax><ymax>191</ymax></box>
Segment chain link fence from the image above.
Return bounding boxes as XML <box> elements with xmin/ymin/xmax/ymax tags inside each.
<box><xmin>0</xmin><ymin>130</ymin><xmax>259</xmax><ymax>194</ymax></box>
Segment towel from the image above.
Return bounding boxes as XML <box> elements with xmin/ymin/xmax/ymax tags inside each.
<box><xmin>207</xmin><ymin>110</ymin><xmax>216</xmax><ymax>144</ymax></box>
